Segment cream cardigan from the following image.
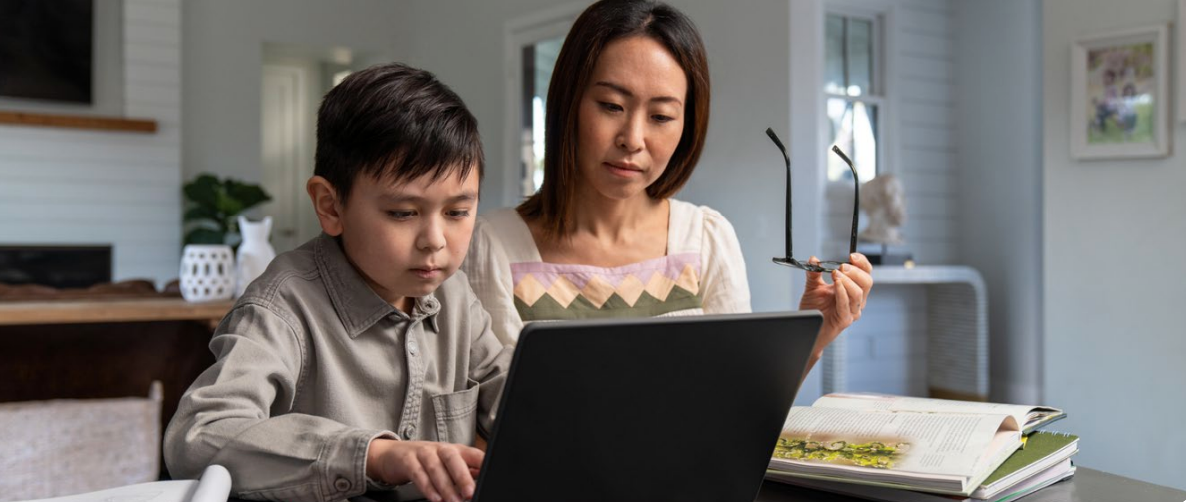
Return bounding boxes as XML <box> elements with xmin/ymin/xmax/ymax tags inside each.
<box><xmin>460</xmin><ymin>199</ymin><xmax>752</xmax><ymax>345</ymax></box>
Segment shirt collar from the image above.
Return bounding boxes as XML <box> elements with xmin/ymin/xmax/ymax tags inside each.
<box><xmin>314</xmin><ymin>234</ymin><xmax>440</xmax><ymax>338</ymax></box>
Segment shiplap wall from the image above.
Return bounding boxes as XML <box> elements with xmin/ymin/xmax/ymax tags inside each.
<box><xmin>0</xmin><ymin>0</ymin><xmax>182</xmax><ymax>286</ymax></box>
<box><xmin>821</xmin><ymin>0</ymin><xmax>955</xmax><ymax>396</ymax></box>
<box><xmin>823</xmin><ymin>0</ymin><xmax>956</xmax><ymax>264</ymax></box>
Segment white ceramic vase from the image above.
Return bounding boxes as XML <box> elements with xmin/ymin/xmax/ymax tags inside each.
<box><xmin>235</xmin><ymin>216</ymin><xmax>277</xmax><ymax>298</ymax></box>
<box><xmin>179</xmin><ymin>244</ymin><xmax>235</xmax><ymax>302</ymax></box>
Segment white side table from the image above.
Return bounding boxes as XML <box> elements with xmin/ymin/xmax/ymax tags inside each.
<box><xmin>821</xmin><ymin>265</ymin><xmax>989</xmax><ymax>400</ymax></box>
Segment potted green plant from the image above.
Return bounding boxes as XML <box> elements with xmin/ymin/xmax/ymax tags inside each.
<box><xmin>182</xmin><ymin>174</ymin><xmax>272</xmax><ymax>246</ymax></box>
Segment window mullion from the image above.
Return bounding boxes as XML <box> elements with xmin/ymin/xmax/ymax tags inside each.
<box><xmin>842</xmin><ymin>17</ymin><xmax>849</xmax><ymax>92</ymax></box>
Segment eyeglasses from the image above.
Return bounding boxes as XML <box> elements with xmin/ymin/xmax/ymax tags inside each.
<box><xmin>765</xmin><ymin>128</ymin><xmax>859</xmax><ymax>273</ymax></box>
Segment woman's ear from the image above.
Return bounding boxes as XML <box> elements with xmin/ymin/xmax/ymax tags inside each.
<box><xmin>307</xmin><ymin>176</ymin><xmax>345</xmax><ymax>236</ymax></box>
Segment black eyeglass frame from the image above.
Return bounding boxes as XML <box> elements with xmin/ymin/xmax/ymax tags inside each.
<box><xmin>766</xmin><ymin>128</ymin><xmax>859</xmax><ymax>274</ymax></box>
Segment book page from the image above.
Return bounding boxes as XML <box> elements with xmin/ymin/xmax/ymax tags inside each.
<box><xmin>813</xmin><ymin>393</ymin><xmax>1057</xmax><ymax>429</ymax></box>
<box><xmin>772</xmin><ymin>406</ymin><xmax>1019</xmax><ymax>479</ymax></box>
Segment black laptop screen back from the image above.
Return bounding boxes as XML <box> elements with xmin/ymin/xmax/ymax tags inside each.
<box><xmin>474</xmin><ymin>311</ymin><xmax>822</xmax><ymax>502</ymax></box>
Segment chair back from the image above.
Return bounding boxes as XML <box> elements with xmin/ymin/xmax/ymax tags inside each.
<box><xmin>0</xmin><ymin>382</ymin><xmax>163</xmax><ymax>501</ymax></box>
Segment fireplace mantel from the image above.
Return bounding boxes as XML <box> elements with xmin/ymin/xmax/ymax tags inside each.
<box><xmin>0</xmin><ymin>110</ymin><xmax>157</xmax><ymax>134</ymax></box>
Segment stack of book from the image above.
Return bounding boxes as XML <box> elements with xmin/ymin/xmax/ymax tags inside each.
<box><xmin>765</xmin><ymin>393</ymin><xmax>1078</xmax><ymax>502</ymax></box>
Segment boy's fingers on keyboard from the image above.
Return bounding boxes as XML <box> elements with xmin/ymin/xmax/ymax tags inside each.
<box><xmin>420</xmin><ymin>448</ymin><xmax>461</xmax><ymax>502</ymax></box>
<box><xmin>459</xmin><ymin>445</ymin><xmax>486</xmax><ymax>468</ymax></box>
<box><xmin>441</xmin><ymin>447</ymin><xmax>477</xmax><ymax>499</ymax></box>
<box><xmin>407</xmin><ymin>459</ymin><xmax>442</xmax><ymax>502</ymax></box>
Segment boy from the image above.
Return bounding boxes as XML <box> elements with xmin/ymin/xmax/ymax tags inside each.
<box><xmin>164</xmin><ymin>63</ymin><xmax>509</xmax><ymax>502</ymax></box>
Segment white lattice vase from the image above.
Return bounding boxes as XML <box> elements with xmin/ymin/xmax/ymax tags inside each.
<box><xmin>179</xmin><ymin>244</ymin><xmax>236</xmax><ymax>302</ymax></box>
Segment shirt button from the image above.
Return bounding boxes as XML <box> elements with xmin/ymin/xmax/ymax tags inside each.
<box><xmin>334</xmin><ymin>477</ymin><xmax>351</xmax><ymax>492</ymax></box>
<box><xmin>408</xmin><ymin>340</ymin><xmax>419</xmax><ymax>357</ymax></box>
<box><xmin>402</xmin><ymin>425</ymin><xmax>416</xmax><ymax>438</ymax></box>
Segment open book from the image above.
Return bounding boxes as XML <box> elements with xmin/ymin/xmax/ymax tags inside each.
<box><xmin>811</xmin><ymin>393</ymin><xmax>1065</xmax><ymax>435</ymax></box>
<box><xmin>767</xmin><ymin>396</ymin><xmax>1030</xmax><ymax>496</ymax></box>
<box><xmin>767</xmin><ymin>430</ymin><xmax>1079</xmax><ymax>502</ymax></box>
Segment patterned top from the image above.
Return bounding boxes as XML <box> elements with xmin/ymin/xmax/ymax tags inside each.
<box><xmin>510</xmin><ymin>252</ymin><xmax>704</xmax><ymax>321</ymax></box>
<box><xmin>461</xmin><ymin>199</ymin><xmax>751</xmax><ymax>345</ymax></box>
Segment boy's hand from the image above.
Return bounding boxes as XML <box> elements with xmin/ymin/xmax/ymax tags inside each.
<box><xmin>367</xmin><ymin>438</ymin><xmax>484</xmax><ymax>502</ymax></box>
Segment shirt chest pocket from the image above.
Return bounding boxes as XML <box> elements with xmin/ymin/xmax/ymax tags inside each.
<box><xmin>430</xmin><ymin>379</ymin><xmax>480</xmax><ymax>445</ymax></box>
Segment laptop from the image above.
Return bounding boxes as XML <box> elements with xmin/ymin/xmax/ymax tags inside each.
<box><xmin>472</xmin><ymin>311</ymin><xmax>823</xmax><ymax>502</ymax></box>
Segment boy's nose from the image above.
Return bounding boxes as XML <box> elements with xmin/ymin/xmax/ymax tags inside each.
<box><xmin>417</xmin><ymin>218</ymin><xmax>447</xmax><ymax>251</ymax></box>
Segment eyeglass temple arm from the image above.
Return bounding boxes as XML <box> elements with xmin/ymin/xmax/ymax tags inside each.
<box><xmin>830</xmin><ymin>145</ymin><xmax>860</xmax><ymax>255</ymax></box>
<box><xmin>765</xmin><ymin>128</ymin><xmax>793</xmax><ymax>259</ymax></box>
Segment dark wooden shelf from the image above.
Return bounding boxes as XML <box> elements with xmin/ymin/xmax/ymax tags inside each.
<box><xmin>0</xmin><ymin>110</ymin><xmax>157</xmax><ymax>133</ymax></box>
<box><xmin>0</xmin><ymin>298</ymin><xmax>232</xmax><ymax>326</ymax></box>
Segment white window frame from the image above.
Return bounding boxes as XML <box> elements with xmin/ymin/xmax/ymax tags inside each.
<box><xmin>823</xmin><ymin>1</ymin><xmax>898</xmax><ymax>179</ymax></box>
<box><xmin>503</xmin><ymin>4</ymin><xmax>584</xmax><ymax>207</ymax></box>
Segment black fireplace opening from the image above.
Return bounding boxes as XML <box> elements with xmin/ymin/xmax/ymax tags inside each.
<box><xmin>0</xmin><ymin>245</ymin><xmax>113</xmax><ymax>289</ymax></box>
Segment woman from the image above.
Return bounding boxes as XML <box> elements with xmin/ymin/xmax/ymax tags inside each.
<box><xmin>462</xmin><ymin>0</ymin><xmax>873</xmax><ymax>372</ymax></box>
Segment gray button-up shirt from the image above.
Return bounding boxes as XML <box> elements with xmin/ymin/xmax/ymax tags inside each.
<box><xmin>164</xmin><ymin>234</ymin><xmax>511</xmax><ymax>502</ymax></box>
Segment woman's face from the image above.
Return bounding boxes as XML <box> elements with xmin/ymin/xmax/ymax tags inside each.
<box><xmin>575</xmin><ymin>35</ymin><xmax>687</xmax><ymax>203</ymax></box>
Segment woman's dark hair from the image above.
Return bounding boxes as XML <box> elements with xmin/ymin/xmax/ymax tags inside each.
<box><xmin>518</xmin><ymin>0</ymin><xmax>711</xmax><ymax>239</ymax></box>
<box><xmin>314</xmin><ymin>62</ymin><xmax>483</xmax><ymax>203</ymax></box>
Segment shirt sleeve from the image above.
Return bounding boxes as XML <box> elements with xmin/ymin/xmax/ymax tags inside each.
<box><xmin>464</xmin><ymin>291</ymin><xmax>514</xmax><ymax>439</ymax></box>
<box><xmin>460</xmin><ymin>215</ymin><xmax>525</xmax><ymax>345</ymax></box>
<box><xmin>163</xmin><ymin>303</ymin><xmax>395</xmax><ymax>502</ymax></box>
<box><xmin>699</xmin><ymin>207</ymin><xmax>753</xmax><ymax>314</ymax></box>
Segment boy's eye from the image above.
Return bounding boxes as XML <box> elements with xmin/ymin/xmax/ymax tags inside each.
<box><xmin>598</xmin><ymin>101</ymin><xmax>624</xmax><ymax>113</ymax></box>
<box><xmin>386</xmin><ymin>210</ymin><xmax>415</xmax><ymax>220</ymax></box>
<box><xmin>447</xmin><ymin>210</ymin><xmax>472</xmax><ymax>219</ymax></box>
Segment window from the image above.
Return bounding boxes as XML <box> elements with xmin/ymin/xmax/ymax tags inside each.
<box><xmin>520</xmin><ymin>36</ymin><xmax>565</xmax><ymax>195</ymax></box>
<box><xmin>825</xmin><ymin>12</ymin><xmax>882</xmax><ymax>183</ymax></box>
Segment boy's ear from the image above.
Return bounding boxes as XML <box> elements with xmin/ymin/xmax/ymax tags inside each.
<box><xmin>307</xmin><ymin>176</ymin><xmax>345</xmax><ymax>237</ymax></box>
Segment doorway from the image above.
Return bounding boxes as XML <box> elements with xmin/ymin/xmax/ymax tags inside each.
<box><xmin>260</xmin><ymin>43</ymin><xmax>357</xmax><ymax>252</ymax></box>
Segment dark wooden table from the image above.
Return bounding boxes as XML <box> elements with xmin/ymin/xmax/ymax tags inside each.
<box><xmin>330</xmin><ymin>466</ymin><xmax>1184</xmax><ymax>502</ymax></box>
<box><xmin>755</xmin><ymin>467</ymin><xmax>1186</xmax><ymax>502</ymax></box>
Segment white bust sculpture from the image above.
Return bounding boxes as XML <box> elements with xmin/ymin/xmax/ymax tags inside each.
<box><xmin>859</xmin><ymin>174</ymin><xmax>907</xmax><ymax>245</ymax></box>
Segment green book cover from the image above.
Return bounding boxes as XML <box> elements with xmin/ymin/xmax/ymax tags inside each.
<box><xmin>981</xmin><ymin>431</ymin><xmax>1078</xmax><ymax>487</ymax></box>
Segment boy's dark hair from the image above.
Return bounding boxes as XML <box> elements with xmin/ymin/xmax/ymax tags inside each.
<box><xmin>314</xmin><ymin>62</ymin><xmax>483</xmax><ymax>203</ymax></box>
<box><xmin>518</xmin><ymin>0</ymin><xmax>710</xmax><ymax>239</ymax></box>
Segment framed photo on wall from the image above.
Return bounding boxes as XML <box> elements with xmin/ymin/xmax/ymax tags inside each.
<box><xmin>1179</xmin><ymin>0</ymin><xmax>1186</xmax><ymax>124</ymax></box>
<box><xmin>1070</xmin><ymin>25</ymin><xmax>1170</xmax><ymax>159</ymax></box>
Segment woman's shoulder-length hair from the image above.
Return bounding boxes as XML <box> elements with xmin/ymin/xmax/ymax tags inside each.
<box><xmin>518</xmin><ymin>0</ymin><xmax>711</xmax><ymax>240</ymax></box>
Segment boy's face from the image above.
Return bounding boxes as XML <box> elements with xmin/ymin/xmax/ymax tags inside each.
<box><xmin>313</xmin><ymin>168</ymin><xmax>480</xmax><ymax>312</ymax></box>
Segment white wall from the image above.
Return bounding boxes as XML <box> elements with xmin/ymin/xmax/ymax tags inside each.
<box><xmin>0</xmin><ymin>0</ymin><xmax>182</xmax><ymax>285</ymax></box>
<box><xmin>1043</xmin><ymin>0</ymin><xmax>1186</xmax><ymax>489</ymax></box>
<box><xmin>953</xmin><ymin>0</ymin><xmax>1043</xmax><ymax>405</ymax></box>
<box><xmin>181</xmin><ymin>0</ymin><xmax>401</xmax><ymax>184</ymax></box>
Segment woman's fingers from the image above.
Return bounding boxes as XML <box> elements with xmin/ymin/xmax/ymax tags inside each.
<box><xmin>849</xmin><ymin>252</ymin><xmax>873</xmax><ymax>274</ymax></box>
<box><xmin>831</xmin><ymin>269</ymin><xmax>852</xmax><ymax>322</ymax></box>
<box><xmin>835</xmin><ymin>270</ymin><xmax>864</xmax><ymax>319</ymax></box>
<box><xmin>843</xmin><ymin>263</ymin><xmax>873</xmax><ymax>310</ymax></box>
<box><xmin>805</xmin><ymin>256</ymin><xmax>824</xmax><ymax>287</ymax></box>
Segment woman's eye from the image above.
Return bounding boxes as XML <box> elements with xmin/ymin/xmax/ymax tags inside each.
<box><xmin>599</xmin><ymin>101</ymin><xmax>624</xmax><ymax>113</ymax></box>
<box><xmin>386</xmin><ymin>210</ymin><xmax>415</xmax><ymax>220</ymax></box>
<box><xmin>652</xmin><ymin>114</ymin><xmax>674</xmax><ymax>123</ymax></box>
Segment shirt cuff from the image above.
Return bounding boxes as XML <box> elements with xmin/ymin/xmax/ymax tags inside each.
<box><xmin>322</xmin><ymin>429</ymin><xmax>397</xmax><ymax>500</ymax></box>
